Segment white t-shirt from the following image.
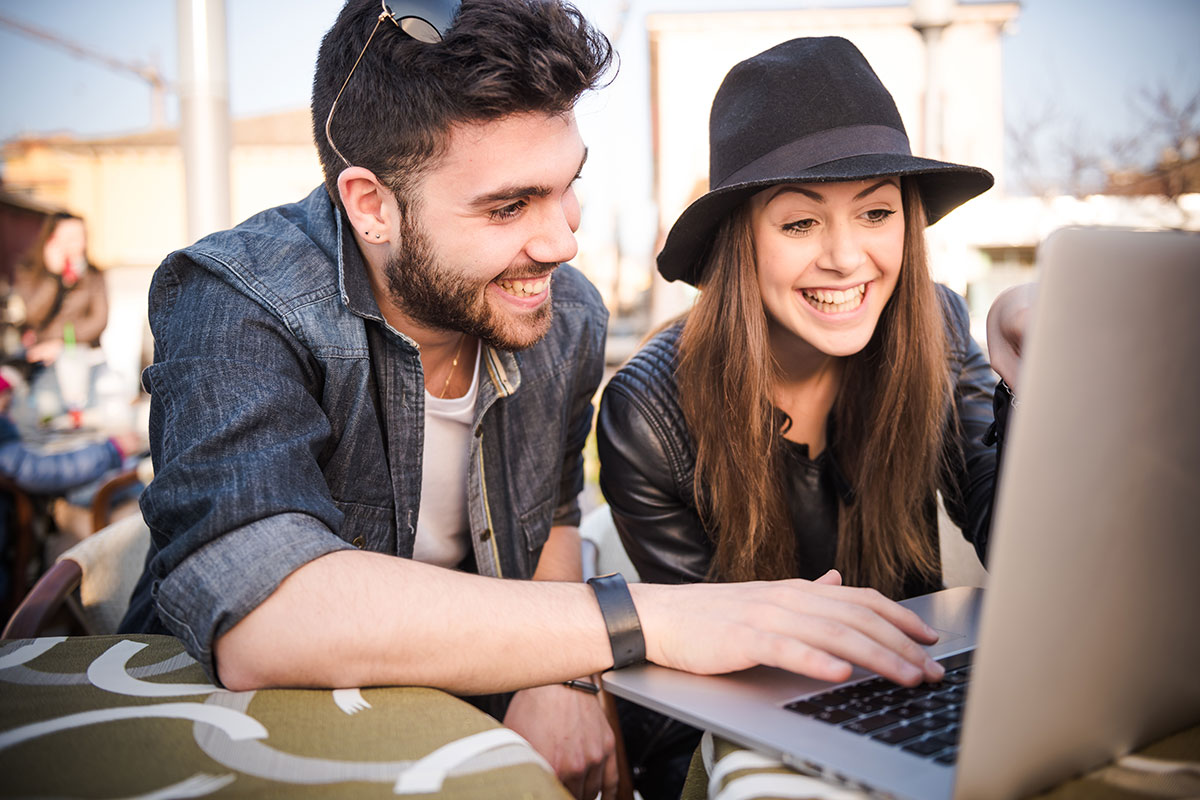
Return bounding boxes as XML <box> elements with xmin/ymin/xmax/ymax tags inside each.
<box><xmin>412</xmin><ymin>341</ymin><xmax>481</xmax><ymax>568</ymax></box>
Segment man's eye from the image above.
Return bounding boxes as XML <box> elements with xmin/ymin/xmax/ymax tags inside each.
<box><xmin>490</xmin><ymin>200</ymin><xmax>527</xmax><ymax>221</ymax></box>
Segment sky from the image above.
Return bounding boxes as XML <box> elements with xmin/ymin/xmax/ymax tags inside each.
<box><xmin>0</xmin><ymin>0</ymin><xmax>1198</xmax><ymax>195</ymax></box>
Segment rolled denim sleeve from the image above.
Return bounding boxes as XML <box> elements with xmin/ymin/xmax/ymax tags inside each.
<box><xmin>157</xmin><ymin>512</ymin><xmax>352</xmax><ymax>679</ymax></box>
<box><xmin>138</xmin><ymin>251</ymin><xmax>353</xmax><ymax>671</ymax></box>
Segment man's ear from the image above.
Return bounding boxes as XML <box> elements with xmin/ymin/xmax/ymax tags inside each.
<box><xmin>337</xmin><ymin>167</ymin><xmax>398</xmax><ymax>245</ymax></box>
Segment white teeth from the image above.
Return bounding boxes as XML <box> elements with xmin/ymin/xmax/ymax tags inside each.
<box><xmin>497</xmin><ymin>278</ymin><xmax>548</xmax><ymax>296</ymax></box>
<box><xmin>801</xmin><ymin>283</ymin><xmax>867</xmax><ymax>313</ymax></box>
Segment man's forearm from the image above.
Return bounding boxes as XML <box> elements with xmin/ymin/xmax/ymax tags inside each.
<box><xmin>214</xmin><ymin>549</ymin><xmax>613</xmax><ymax>693</ymax></box>
<box><xmin>216</xmin><ymin>551</ymin><xmax>952</xmax><ymax>697</ymax></box>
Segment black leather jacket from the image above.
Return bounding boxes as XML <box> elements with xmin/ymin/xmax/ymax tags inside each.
<box><xmin>597</xmin><ymin>285</ymin><xmax>1002</xmax><ymax>597</ymax></box>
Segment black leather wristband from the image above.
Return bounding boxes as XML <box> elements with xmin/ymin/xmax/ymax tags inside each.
<box><xmin>587</xmin><ymin>572</ymin><xmax>646</xmax><ymax>669</ymax></box>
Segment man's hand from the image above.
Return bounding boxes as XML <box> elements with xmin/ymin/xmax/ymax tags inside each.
<box><xmin>504</xmin><ymin>682</ymin><xmax>617</xmax><ymax>800</ymax></box>
<box><xmin>631</xmin><ymin>569</ymin><xmax>944</xmax><ymax>686</ymax></box>
<box><xmin>986</xmin><ymin>283</ymin><xmax>1037</xmax><ymax>392</ymax></box>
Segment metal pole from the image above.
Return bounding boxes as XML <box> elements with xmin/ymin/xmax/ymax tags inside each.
<box><xmin>921</xmin><ymin>24</ymin><xmax>945</xmax><ymax>160</ymax></box>
<box><xmin>177</xmin><ymin>0</ymin><xmax>231</xmax><ymax>243</ymax></box>
<box><xmin>911</xmin><ymin>0</ymin><xmax>954</xmax><ymax>160</ymax></box>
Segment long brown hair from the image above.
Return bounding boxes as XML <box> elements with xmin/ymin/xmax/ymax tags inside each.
<box><xmin>676</xmin><ymin>179</ymin><xmax>950</xmax><ymax>597</ymax></box>
<box><xmin>17</xmin><ymin>212</ymin><xmax>85</xmax><ymax>279</ymax></box>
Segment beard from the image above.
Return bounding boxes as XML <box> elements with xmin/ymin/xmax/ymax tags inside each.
<box><xmin>383</xmin><ymin>213</ymin><xmax>555</xmax><ymax>352</ymax></box>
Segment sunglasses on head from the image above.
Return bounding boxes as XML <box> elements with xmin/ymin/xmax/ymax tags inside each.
<box><xmin>324</xmin><ymin>0</ymin><xmax>463</xmax><ymax>168</ymax></box>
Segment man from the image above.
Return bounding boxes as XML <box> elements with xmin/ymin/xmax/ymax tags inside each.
<box><xmin>120</xmin><ymin>2</ymin><xmax>952</xmax><ymax>798</ymax></box>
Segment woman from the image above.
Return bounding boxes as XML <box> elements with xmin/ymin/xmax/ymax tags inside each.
<box><xmin>597</xmin><ymin>37</ymin><xmax>1019</xmax><ymax>796</ymax></box>
<box><xmin>14</xmin><ymin>212</ymin><xmax>109</xmax><ymax>366</ymax></box>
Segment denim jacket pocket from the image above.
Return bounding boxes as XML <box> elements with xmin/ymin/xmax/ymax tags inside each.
<box><xmin>332</xmin><ymin>497</ymin><xmax>396</xmax><ymax>554</ymax></box>
<box><xmin>519</xmin><ymin>496</ymin><xmax>555</xmax><ymax>560</ymax></box>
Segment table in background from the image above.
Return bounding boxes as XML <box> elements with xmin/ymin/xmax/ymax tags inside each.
<box><xmin>0</xmin><ymin>634</ymin><xmax>569</xmax><ymax>799</ymax></box>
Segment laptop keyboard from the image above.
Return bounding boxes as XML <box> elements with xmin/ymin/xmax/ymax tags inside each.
<box><xmin>783</xmin><ymin>650</ymin><xmax>973</xmax><ymax>766</ymax></box>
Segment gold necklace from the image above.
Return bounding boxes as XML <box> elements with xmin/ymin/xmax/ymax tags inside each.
<box><xmin>438</xmin><ymin>333</ymin><xmax>468</xmax><ymax>399</ymax></box>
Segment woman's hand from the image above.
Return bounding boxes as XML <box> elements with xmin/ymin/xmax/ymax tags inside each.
<box><xmin>986</xmin><ymin>283</ymin><xmax>1037</xmax><ymax>392</ymax></box>
<box><xmin>110</xmin><ymin>429</ymin><xmax>149</xmax><ymax>459</ymax></box>
<box><xmin>25</xmin><ymin>338</ymin><xmax>64</xmax><ymax>365</ymax></box>
<box><xmin>630</xmin><ymin>569</ymin><xmax>944</xmax><ymax>686</ymax></box>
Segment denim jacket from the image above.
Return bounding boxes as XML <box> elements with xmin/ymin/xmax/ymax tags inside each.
<box><xmin>121</xmin><ymin>187</ymin><xmax>608</xmax><ymax>679</ymax></box>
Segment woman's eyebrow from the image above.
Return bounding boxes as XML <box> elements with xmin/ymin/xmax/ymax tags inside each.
<box><xmin>763</xmin><ymin>185</ymin><xmax>825</xmax><ymax>205</ymax></box>
<box><xmin>766</xmin><ymin>177</ymin><xmax>900</xmax><ymax>206</ymax></box>
<box><xmin>853</xmin><ymin>178</ymin><xmax>900</xmax><ymax>201</ymax></box>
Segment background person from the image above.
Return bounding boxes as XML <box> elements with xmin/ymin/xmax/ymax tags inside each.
<box><xmin>0</xmin><ymin>365</ymin><xmax>144</xmax><ymax>609</ymax></box>
<box><xmin>12</xmin><ymin>212</ymin><xmax>109</xmax><ymax>366</ymax></box>
<box><xmin>597</xmin><ymin>36</ymin><xmax>1027</xmax><ymax>794</ymax></box>
<box><xmin>0</xmin><ymin>368</ymin><xmax>142</xmax><ymax>494</ymax></box>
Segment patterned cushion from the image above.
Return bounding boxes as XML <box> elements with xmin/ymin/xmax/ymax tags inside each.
<box><xmin>0</xmin><ymin>634</ymin><xmax>570</xmax><ymax>798</ymax></box>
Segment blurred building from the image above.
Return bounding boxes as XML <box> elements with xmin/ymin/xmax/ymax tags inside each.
<box><xmin>1</xmin><ymin>109</ymin><xmax>322</xmax><ymax>270</ymax></box>
<box><xmin>3</xmin><ymin>1</ymin><xmax>1198</xmax><ymax>361</ymax></box>
<box><xmin>1</xmin><ymin>109</ymin><xmax>322</xmax><ymax>391</ymax></box>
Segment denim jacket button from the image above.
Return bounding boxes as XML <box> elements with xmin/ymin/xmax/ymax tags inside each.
<box><xmin>351</xmin><ymin>536</ymin><xmax>365</xmax><ymax>548</ymax></box>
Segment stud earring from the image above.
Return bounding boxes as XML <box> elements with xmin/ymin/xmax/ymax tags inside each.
<box><xmin>375</xmin><ymin>233</ymin><xmax>381</xmax><ymax>239</ymax></box>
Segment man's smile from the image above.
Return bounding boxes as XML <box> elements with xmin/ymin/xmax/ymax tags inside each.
<box><xmin>495</xmin><ymin>275</ymin><xmax>552</xmax><ymax>297</ymax></box>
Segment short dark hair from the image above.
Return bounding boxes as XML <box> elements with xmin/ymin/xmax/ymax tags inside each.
<box><xmin>312</xmin><ymin>0</ymin><xmax>614</xmax><ymax>209</ymax></box>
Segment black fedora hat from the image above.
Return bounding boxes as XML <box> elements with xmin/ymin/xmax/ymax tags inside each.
<box><xmin>657</xmin><ymin>36</ymin><xmax>994</xmax><ymax>286</ymax></box>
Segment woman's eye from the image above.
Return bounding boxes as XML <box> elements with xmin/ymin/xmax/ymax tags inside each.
<box><xmin>489</xmin><ymin>199</ymin><xmax>527</xmax><ymax>221</ymax></box>
<box><xmin>863</xmin><ymin>208</ymin><xmax>896</xmax><ymax>224</ymax></box>
<box><xmin>782</xmin><ymin>218</ymin><xmax>817</xmax><ymax>234</ymax></box>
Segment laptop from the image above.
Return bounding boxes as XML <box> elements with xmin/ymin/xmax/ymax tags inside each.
<box><xmin>602</xmin><ymin>226</ymin><xmax>1200</xmax><ymax>800</ymax></box>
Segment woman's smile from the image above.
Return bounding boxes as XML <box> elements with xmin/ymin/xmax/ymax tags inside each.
<box><xmin>799</xmin><ymin>282</ymin><xmax>868</xmax><ymax>314</ymax></box>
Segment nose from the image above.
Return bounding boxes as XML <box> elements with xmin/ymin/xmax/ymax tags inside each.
<box><xmin>816</xmin><ymin>221</ymin><xmax>867</xmax><ymax>275</ymax></box>
<box><xmin>526</xmin><ymin>188</ymin><xmax>580</xmax><ymax>265</ymax></box>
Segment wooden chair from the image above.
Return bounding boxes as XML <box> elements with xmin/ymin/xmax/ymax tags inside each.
<box><xmin>1</xmin><ymin>512</ymin><xmax>149</xmax><ymax>638</ymax></box>
<box><xmin>88</xmin><ymin>466</ymin><xmax>143</xmax><ymax>533</ymax></box>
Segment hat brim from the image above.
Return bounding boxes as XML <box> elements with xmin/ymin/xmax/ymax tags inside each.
<box><xmin>657</xmin><ymin>154</ymin><xmax>994</xmax><ymax>285</ymax></box>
